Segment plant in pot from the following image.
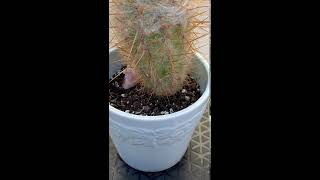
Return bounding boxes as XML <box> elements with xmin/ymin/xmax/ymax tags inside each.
<box><xmin>108</xmin><ymin>0</ymin><xmax>210</xmax><ymax>172</ymax></box>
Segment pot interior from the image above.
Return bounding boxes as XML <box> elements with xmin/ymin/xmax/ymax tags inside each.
<box><xmin>109</xmin><ymin>48</ymin><xmax>208</xmax><ymax>93</ymax></box>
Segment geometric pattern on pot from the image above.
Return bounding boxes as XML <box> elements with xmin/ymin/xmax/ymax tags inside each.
<box><xmin>109</xmin><ymin>110</ymin><xmax>204</xmax><ymax>148</ymax></box>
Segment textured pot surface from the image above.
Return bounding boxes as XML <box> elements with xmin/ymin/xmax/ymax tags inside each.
<box><xmin>108</xmin><ymin>48</ymin><xmax>210</xmax><ymax>172</ymax></box>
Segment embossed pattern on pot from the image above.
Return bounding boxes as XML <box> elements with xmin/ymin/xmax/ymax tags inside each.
<box><xmin>109</xmin><ymin>110</ymin><xmax>204</xmax><ymax>148</ymax></box>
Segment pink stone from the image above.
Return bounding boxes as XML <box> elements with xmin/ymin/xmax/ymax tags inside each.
<box><xmin>122</xmin><ymin>68</ymin><xmax>139</xmax><ymax>89</ymax></box>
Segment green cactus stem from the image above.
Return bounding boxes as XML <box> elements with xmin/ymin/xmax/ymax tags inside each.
<box><xmin>111</xmin><ymin>0</ymin><xmax>203</xmax><ymax>96</ymax></box>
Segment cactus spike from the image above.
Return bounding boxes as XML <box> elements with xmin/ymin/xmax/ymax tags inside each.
<box><xmin>110</xmin><ymin>0</ymin><xmax>207</xmax><ymax>96</ymax></box>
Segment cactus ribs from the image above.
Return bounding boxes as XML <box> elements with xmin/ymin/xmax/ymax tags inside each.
<box><xmin>110</xmin><ymin>0</ymin><xmax>208</xmax><ymax>96</ymax></box>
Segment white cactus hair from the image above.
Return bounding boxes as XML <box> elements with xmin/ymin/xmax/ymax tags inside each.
<box><xmin>109</xmin><ymin>0</ymin><xmax>209</xmax><ymax>95</ymax></box>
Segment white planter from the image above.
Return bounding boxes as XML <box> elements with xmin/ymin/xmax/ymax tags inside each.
<box><xmin>109</xmin><ymin>48</ymin><xmax>210</xmax><ymax>172</ymax></box>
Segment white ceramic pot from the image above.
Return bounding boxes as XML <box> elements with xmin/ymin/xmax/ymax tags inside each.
<box><xmin>109</xmin><ymin>48</ymin><xmax>210</xmax><ymax>172</ymax></box>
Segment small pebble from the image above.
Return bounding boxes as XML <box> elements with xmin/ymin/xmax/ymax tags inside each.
<box><xmin>115</xmin><ymin>81</ymin><xmax>119</xmax><ymax>88</ymax></box>
<box><xmin>125</xmin><ymin>110</ymin><xmax>130</xmax><ymax>113</ymax></box>
<box><xmin>121</xmin><ymin>94</ymin><xmax>126</xmax><ymax>97</ymax></box>
<box><xmin>185</xmin><ymin>96</ymin><xmax>190</xmax><ymax>101</ymax></box>
<box><xmin>135</xmin><ymin>111</ymin><xmax>141</xmax><ymax>115</ymax></box>
<box><xmin>197</xmin><ymin>88</ymin><xmax>200</xmax><ymax>92</ymax></box>
<box><xmin>133</xmin><ymin>101</ymin><xmax>140</xmax><ymax>107</ymax></box>
<box><xmin>160</xmin><ymin>111</ymin><xmax>169</xmax><ymax>115</ymax></box>
<box><xmin>181</xmin><ymin>89</ymin><xmax>187</xmax><ymax>93</ymax></box>
<box><xmin>143</xmin><ymin>106</ymin><xmax>150</xmax><ymax>111</ymax></box>
<box><xmin>169</xmin><ymin>108</ymin><xmax>174</xmax><ymax>114</ymax></box>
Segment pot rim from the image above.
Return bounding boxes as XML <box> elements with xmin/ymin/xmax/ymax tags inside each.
<box><xmin>109</xmin><ymin>48</ymin><xmax>210</xmax><ymax>122</ymax></box>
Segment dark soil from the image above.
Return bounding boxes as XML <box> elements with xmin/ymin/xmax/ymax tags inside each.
<box><xmin>107</xmin><ymin>67</ymin><xmax>202</xmax><ymax>116</ymax></box>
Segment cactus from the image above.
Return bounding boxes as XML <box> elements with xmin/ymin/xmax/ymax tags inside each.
<box><xmin>110</xmin><ymin>0</ymin><xmax>206</xmax><ymax>96</ymax></box>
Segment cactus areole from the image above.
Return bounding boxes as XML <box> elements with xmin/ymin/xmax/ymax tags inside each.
<box><xmin>111</xmin><ymin>0</ymin><xmax>198</xmax><ymax>96</ymax></box>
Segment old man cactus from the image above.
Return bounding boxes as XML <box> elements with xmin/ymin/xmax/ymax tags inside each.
<box><xmin>110</xmin><ymin>0</ymin><xmax>207</xmax><ymax>96</ymax></box>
